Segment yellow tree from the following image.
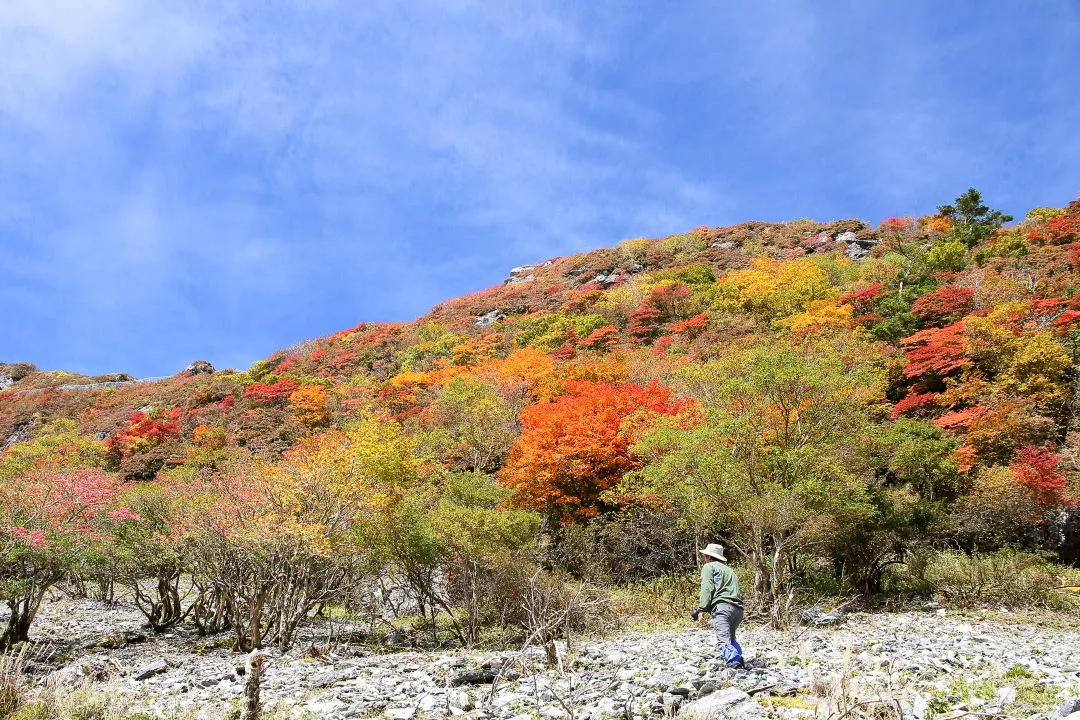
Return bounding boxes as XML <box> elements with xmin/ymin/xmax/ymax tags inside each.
<box><xmin>287</xmin><ymin>384</ymin><xmax>331</xmax><ymax>427</ymax></box>
<box><xmin>170</xmin><ymin>415</ymin><xmax>416</xmax><ymax>650</ymax></box>
<box><xmin>717</xmin><ymin>256</ymin><xmax>838</xmax><ymax>322</ymax></box>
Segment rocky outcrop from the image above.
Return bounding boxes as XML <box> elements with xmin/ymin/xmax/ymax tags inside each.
<box><xmin>0</xmin><ymin>361</ymin><xmax>36</xmax><ymax>391</ymax></box>
<box><xmin>182</xmin><ymin>360</ymin><xmax>215</xmax><ymax>376</ymax></box>
<box><xmin>474</xmin><ymin>309</ymin><xmax>505</xmax><ymax>327</ymax></box>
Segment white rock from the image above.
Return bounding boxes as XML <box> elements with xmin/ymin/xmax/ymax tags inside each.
<box><xmin>679</xmin><ymin>687</ymin><xmax>768</xmax><ymax>720</ymax></box>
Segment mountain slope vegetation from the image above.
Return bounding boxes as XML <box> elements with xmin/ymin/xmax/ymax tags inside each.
<box><xmin>2</xmin><ymin>189</ymin><xmax>1079</xmax><ymax>647</ymax></box>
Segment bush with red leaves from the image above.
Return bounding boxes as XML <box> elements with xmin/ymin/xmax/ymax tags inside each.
<box><xmin>911</xmin><ymin>287</ymin><xmax>974</xmax><ymax>326</ymax></box>
<box><xmin>1027</xmin><ymin>200</ymin><xmax>1080</xmax><ymax>245</ymax></box>
<box><xmin>627</xmin><ymin>283</ymin><xmax>691</xmax><ymax>344</ymax></box>
<box><xmin>103</xmin><ymin>409</ymin><xmax>183</xmax><ymax>479</ymax></box>
<box><xmin>244</xmin><ymin>378</ymin><xmax>301</xmax><ymax>406</ymax></box>
<box><xmin>579</xmin><ymin>325</ymin><xmax>621</xmax><ymax>353</ymax></box>
<box><xmin>838</xmin><ymin>284</ymin><xmax>885</xmax><ymax>313</ymax></box>
<box><xmin>1010</xmin><ymin>445</ymin><xmax>1076</xmax><ymax>509</ymax></box>
<box><xmin>668</xmin><ymin>312</ymin><xmax>710</xmax><ymax>339</ymax></box>
<box><xmin>891</xmin><ymin>391</ymin><xmax>939</xmax><ymax>418</ymax></box>
<box><xmin>901</xmin><ymin>322</ymin><xmax>969</xmax><ymax>378</ymax></box>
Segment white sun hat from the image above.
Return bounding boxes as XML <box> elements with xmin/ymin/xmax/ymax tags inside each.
<box><xmin>699</xmin><ymin>543</ymin><xmax>727</xmax><ymax>562</ymax></box>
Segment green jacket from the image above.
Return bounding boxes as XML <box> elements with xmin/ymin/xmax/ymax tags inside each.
<box><xmin>699</xmin><ymin>560</ymin><xmax>742</xmax><ymax>610</ymax></box>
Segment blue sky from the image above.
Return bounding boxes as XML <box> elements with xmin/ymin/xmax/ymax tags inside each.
<box><xmin>2</xmin><ymin>1</ymin><xmax>1078</xmax><ymax>377</ymax></box>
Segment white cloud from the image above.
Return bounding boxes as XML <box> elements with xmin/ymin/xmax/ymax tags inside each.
<box><xmin>4</xmin><ymin>0</ymin><xmax>1075</xmax><ymax>375</ymax></box>
<box><xmin>0</xmin><ymin>0</ymin><xmax>724</xmax><ymax>374</ymax></box>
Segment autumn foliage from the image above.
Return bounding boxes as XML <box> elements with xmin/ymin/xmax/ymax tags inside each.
<box><xmin>1</xmin><ymin>469</ymin><xmax>127</xmax><ymax>645</ymax></box>
<box><xmin>627</xmin><ymin>283</ymin><xmax>691</xmax><ymax>343</ymax></box>
<box><xmin>3</xmin><ymin>189</ymin><xmax>1080</xmax><ymax>646</ymax></box>
<box><xmin>911</xmin><ymin>287</ymin><xmax>975</xmax><ymax>326</ymax></box>
<box><xmin>499</xmin><ymin>381</ymin><xmax>690</xmax><ymax>519</ymax></box>
<box><xmin>243</xmin><ymin>377</ymin><xmax>301</xmax><ymax>405</ymax></box>
<box><xmin>1010</xmin><ymin>445</ymin><xmax>1076</xmax><ymax>511</ymax></box>
<box><xmin>901</xmin><ymin>322</ymin><xmax>969</xmax><ymax>378</ymax></box>
<box><xmin>287</xmin><ymin>384</ymin><xmax>330</xmax><ymax>427</ymax></box>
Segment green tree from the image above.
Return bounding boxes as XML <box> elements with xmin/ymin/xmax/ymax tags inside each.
<box><xmin>937</xmin><ymin>188</ymin><xmax>1013</xmax><ymax>248</ymax></box>
<box><xmin>98</xmin><ymin>484</ymin><xmax>186</xmax><ymax>631</ymax></box>
<box><xmin>420</xmin><ymin>376</ymin><xmax>520</xmax><ymax>472</ymax></box>
<box><xmin>626</xmin><ymin>342</ymin><xmax>884</xmax><ymax>625</ymax></box>
<box><xmin>431</xmin><ymin>472</ymin><xmax>540</xmax><ymax>643</ymax></box>
<box><xmin>880</xmin><ymin>419</ymin><xmax>960</xmax><ymax>502</ymax></box>
<box><xmin>926</xmin><ymin>240</ymin><xmax>968</xmax><ymax>272</ymax></box>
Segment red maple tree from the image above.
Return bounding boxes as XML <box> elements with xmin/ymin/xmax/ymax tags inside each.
<box><xmin>1010</xmin><ymin>445</ymin><xmax>1076</xmax><ymax>509</ymax></box>
<box><xmin>901</xmin><ymin>322</ymin><xmax>969</xmax><ymax>378</ymax></box>
<box><xmin>243</xmin><ymin>378</ymin><xmax>301</xmax><ymax>406</ymax></box>
<box><xmin>499</xmin><ymin>380</ymin><xmax>690</xmax><ymax>519</ymax></box>
<box><xmin>627</xmin><ymin>283</ymin><xmax>691</xmax><ymax>344</ymax></box>
<box><xmin>911</xmin><ymin>287</ymin><xmax>974</xmax><ymax>326</ymax></box>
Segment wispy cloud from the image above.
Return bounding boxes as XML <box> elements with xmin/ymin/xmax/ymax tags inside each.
<box><xmin>1</xmin><ymin>0</ymin><xmax>1077</xmax><ymax>375</ymax></box>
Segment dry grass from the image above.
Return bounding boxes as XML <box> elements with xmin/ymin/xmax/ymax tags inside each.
<box><xmin>0</xmin><ymin>644</ymin><xmax>30</xmax><ymax>718</ymax></box>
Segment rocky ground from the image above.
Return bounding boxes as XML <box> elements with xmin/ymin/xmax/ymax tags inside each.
<box><xmin>8</xmin><ymin>593</ymin><xmax>1080</xmax><ymax>720</ymax></box>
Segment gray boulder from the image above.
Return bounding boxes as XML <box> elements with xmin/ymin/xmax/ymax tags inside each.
<box><xmin>846</xmin><ymin>243</ymin><xmax>869</xmax><ymax>260</ymax></box>
<box><xmin>311</xmin><ymin>667</ymin><xmax>361</xmax><ymax>688</ymax></box>
<box><xmin>4</xmin><ymin>427</ymin><xmax>31</xmax><ymax>449</ymax></box>
<box><xmin>799</xmin><ymin>605</ymin><xmax>844</xmax><ymax>626</ymax></box>
<box><xmin>452</xmin><ymin>667</ymin><xmax>500</xmax><ymax>686</ymax></box>
<box><xmin>474</xmin><ymin>310</ymin><xmax>505</xmax><ymax>328</ymax></box>
<box><xmin>836</xmin><ymin>231</ymin><xmax>858</xmax><ymax>244</ymax></box>
<box><xmin>1059</xmin><ymin>698</ymin><xmax>1080</xmax><ymax>717</ymax></box>
<box><xmin>133</xmin><ymin>658</ymin><xmax>169</xmax><ymax>681</ymax></box>
<box><xmin>45</xmin><ymin>657</ymin><xmax>112</xmax><ymax>688</ymax></box>
<box><xmin>678</xmin><ymin>687</ymin><xmax>768</xmax><ymax>720</ymax></box>
<box><xmin>183</xmin><ymin>360</ymin><xmax>215</xmax><ymax>376</ymax></box>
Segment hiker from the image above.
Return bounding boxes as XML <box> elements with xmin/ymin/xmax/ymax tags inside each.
<box><xmin>691</xmin><ymin>543</ymin><xmax>744</xmax><ymax>666</ymax></box>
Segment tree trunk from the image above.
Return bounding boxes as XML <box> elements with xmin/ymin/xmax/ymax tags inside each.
<box><xmin>1</xmin><ymin>585</ymin><xmax>49</xmax><ymax>648</ymax></box>
<box><xmin>1</xmin><ymin>599</ymin><xmax>32</xmax><ymax>648</ymax></box>
<box><xmin>240</xmin><ymin>649</ymin><xmax>265</xmax><ymax>720</ymax></box>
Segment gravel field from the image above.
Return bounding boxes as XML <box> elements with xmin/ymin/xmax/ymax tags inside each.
<box><xmin>7</xmin><ymin>594</ymin><xmax>1080</xmax><ymax>719</ymax></box>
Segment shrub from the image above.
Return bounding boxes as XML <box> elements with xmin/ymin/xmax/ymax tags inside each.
<box><xmin>169</xmin><ymin>417</ymin><xmax>415</xmax><ymax>651</ymax></box>
<box><xmin>0</xmin><ymin>469</ymin><xmax>126</xmax><ymax>647</ymax></box>
<box><xmin>3</xmin><ymin>690</ymin><xmax>190</xmax><ymax>720</ymax></box>
<box><xmin>911</xmin><ymin>287</ymin><xmax>974</xmax><ymax>326</ymax></box>
<box><xmin>920</xmin><ymin>549</ymin><xmax>1074</xmax><ymax>608</ymax></box>
<box><xmin>658</xmin><ymin>231</ymin><xmax>706</xmax><ymax>259</ymax></box>
<box><xmin>499</xmin><ymin>380</ymin><xmax>691</xmax><ymax>520</ymax></box>
<box><xmin>98</xmin><ymin>484</ymin><xmax>186</xmax><ymax>631</ymax></box>
<box><xmin>102</xmin><ymin>411</ymin><xmax>182</xmax><ymax>480</ymax></box>
<box><xmin>613</xmin><ymin>572</ymin><xmax>697</xmax><ymax>628</ymax></box>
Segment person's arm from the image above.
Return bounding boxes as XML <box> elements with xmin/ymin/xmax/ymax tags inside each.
<box><xmin>698</xmin><ymin>563</ymin><xmax>714</xmax><ymax>611</ymax></box>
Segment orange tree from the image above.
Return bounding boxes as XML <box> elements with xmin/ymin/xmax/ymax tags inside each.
<box><xmin>498</xmin><ymin>380</ymin><xmax>690</xmax><ymax>521</ymax></box>
<box><xmin>287</xmin><ymin>384</ymin><xmax>330</xmax><ymax>427</ymax></box>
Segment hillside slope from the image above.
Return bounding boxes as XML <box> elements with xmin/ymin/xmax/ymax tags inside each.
<box><xmin>3</xmin><ymin>189</ymin><xmax>1079</xmax><ymax>605</ymax></box>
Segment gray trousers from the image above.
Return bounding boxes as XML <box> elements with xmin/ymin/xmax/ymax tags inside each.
<box><xmin>710</xmin><ymin>602</ymin><xmax>743</xmax><ymax>646</ymax></box>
